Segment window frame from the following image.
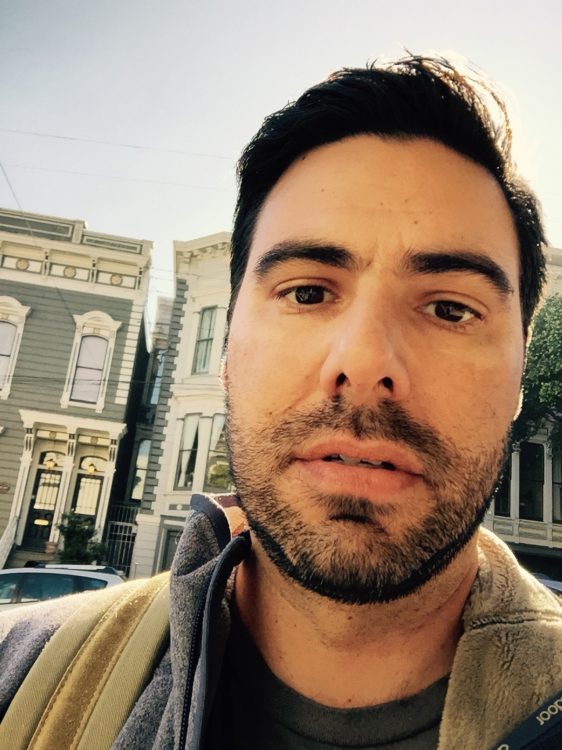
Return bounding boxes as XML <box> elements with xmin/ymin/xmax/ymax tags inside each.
<box><xmin>175</xmin><ymin>414</ymin><xmax>201</xmax><ymax>490</ymax></box>
<box><xmin>518</xmin><ymin>441</ymin><xmax>545</xmax><ymax>522</ymax></box>
<box><xmin>61</xmin><ymin>311</ymin><xmax>122</xmax><ymax>412</ymax></box>
<box><xmin>192</xmin><ymin>307</ymin><xmax>217</xmax><ymax>375</ymax></box>
<box><xmin>203</xmin><ymin>413</ymin><xmax>235</xmax><ymax>494</ymax></box>
<box><xmin>553</xmin><ymin>448</ymin><xmax>562</xmax><ymax>524</ymax></box>
<box><xmin>0</xmin><ymin>296</ymin><xmax>31</xmax><ymax>399</ymax></box>
<box><xmin>131</xmin><ymin>438</ymin><xmax>152</xmax><ymax>501</ymax></box>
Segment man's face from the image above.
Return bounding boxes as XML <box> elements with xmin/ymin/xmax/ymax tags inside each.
<box><xmin>225</xmin><ymin>135</ymin><xmax>524</xmax><ymax>604</ymax></box>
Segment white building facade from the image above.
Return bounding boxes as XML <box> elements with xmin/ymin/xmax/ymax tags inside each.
<box><xmin>131</xmin><ymin>234</ymin><xmax>232</xmax><ymax>577</ymax></box>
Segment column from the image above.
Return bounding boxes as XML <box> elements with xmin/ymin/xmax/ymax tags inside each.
<box><xmin>210</xmin><ymin>306</ymin><xmax>227</xmax><ymax>375</ymax></box>
<box><xmin>544</xmin><ymin>444</ymin><xmax>553</xmax><ymax>540</ymax></box>
<box><xmin>95</xmin><ymin>439</ymin><xmax>117</xmax><ymax>539</ymax></box>
<box><xmin>510</xmin><ymin>447</ymin><xmax>520</xmax><ymax>527</ymax></box>
<box><xmin>50</xmin><ymin>433</ymin><xmax>77</xmax><ymax>545</ymax></box>
<box><xmin>12</xmin><ymin>428</ymin><xmax>35</xmax><ymax>545</ymax></box>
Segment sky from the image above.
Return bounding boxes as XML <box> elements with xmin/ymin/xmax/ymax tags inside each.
<box><xmin>1</xmin><ymin>0</ymin><xmax>561</xmax><ymax>319</ymax></box>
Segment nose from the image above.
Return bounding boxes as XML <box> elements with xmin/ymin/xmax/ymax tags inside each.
<box><xmin>319</xmin><ymin>299</ymin><xmax>411</xmax><ymax>404</ymax></box>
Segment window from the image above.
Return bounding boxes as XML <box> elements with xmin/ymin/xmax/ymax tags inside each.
<box><xmin>176</xmin><ymin>415</ymin><xmax>199</xmax><ymax>489</ymax></box>
<box><xmin>131</xmin><ymin>439</ymin><xmax>151</xmax><ymax>500</ymax></box>
<box><xmin>0</xmin><ymin>296</ymin><xmax>31</xmax><ymax>399</ymax></box>
<box><xmin>20</xmin><ymin>573</ymin><xmax>75</xmax><ymax>602</ymax></box>
<box><xmin>0</xmin><ymin>573</ymin><xmax>19</xmax><ymax>605</ymax></box>
<box><xmin>204</xmin><ymin>414</ymin><xmax>235</xmax><ymax>493</ymax></box>
<box><xmin>72</xmin><ymin>455</ymin><xmax>106</xmax><ymax>516</ymax></box>
<box><xmin>0</xmin><ymin>322</ymin><xmax>16</xmax><ymax>386</ymax></box>
<box><xmin>519</xmin><ymin>442</ymin><xmax>544</xmax><ymax>521</ymax></box>
<box><xmin>70</xmin><ymin>335</ymin><xmax>108</xmax><ymax>403</ymax></box>
<box><xmin>161</xmin><ymin>528</ymin><xmax>182</xmax><ymax>571</ymax></box>
<box><xmin>149</xmin><ymin>351</ymin><xmax>165</xmax><ymax>405</ymax></box>
<box><xmin>554</xmin><ymin>451</ymin><xmax>562</xmax><ymax>524</ymax></box>
<box><xmin>494</xmin><ymin>454</ymin><xmax>511</xmax><ymax>517</ymax></box>
<box><xmin>61</xmin><ymin>311</ymin><xmax>121</xmax><ymax>412</ymax></box>
<box><xmin>192</xmin><ymin>307</ymin><xmax>216</xmax><ymax>374</ymax></box>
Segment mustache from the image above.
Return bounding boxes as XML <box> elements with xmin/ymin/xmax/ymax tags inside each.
<box><xmin>267</xmin><ymin>398</ymin><xmax>454</xmax><ymax>478</ymax></box>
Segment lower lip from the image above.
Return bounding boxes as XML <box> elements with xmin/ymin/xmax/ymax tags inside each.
<box><xmin>293</xmin><ymin>459</ymin><xmax>422</xmax><ymax>499</ymax></box>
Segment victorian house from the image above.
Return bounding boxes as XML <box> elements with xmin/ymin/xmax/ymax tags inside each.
<box><xmin>130</xmin><ymin>233</ymin><xmax>231</xmax><ymax>577</ymax></box>
<box><xmin>0</xmin><ymin>208</ymin><xmax>151</xmax><ymax>569</ymax></box>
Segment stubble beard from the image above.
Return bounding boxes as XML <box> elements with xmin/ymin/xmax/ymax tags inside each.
<box><xmin>226</xmin><ymin>396</ymin><xmax>508</xmax><ymax>605</ymax></box>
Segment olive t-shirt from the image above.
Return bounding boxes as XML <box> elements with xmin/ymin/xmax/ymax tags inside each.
<box><xmin>207</xmin><ymin>610</ymin><xmax>448</xmax><ymax>749</ymax></box>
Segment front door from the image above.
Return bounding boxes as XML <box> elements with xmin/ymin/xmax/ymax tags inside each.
<box><xmin>72</xmin><ymin>474</ymin><xmax>103</xmax><ymax>518</ymax></box>
<box><xmin>22</xmin><ymin>469</ymin><xmax>62</xmax><ymax>549</ymax></box>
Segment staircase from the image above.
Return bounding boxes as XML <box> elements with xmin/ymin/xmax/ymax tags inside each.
<box><xmin>5</xmin><ymin>546</ymin><xmax>57</xmax><ymax>569</ymax></box>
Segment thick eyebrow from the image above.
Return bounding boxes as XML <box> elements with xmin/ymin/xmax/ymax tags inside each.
<box><xmin>253</xmin><ymin>241</ymin><xmax>358</xmax><ymax>279</ymax></box>
<box><xmin>402</xmin><ymin>250</ymin><xmax>514</xmax><ymax>297</ymax></box>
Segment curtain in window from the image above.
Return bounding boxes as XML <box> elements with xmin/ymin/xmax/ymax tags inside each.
<box><xmin>192</xmin><ymin>308</ymin><xmax>217</xmax><ymax>374</ymax></box>
<box><xmin>176</xmin><ymin>416</ymin><xmax>199</xmax><ymax>489</ymax></box>
<box><xmin>70</xmin><ymin>335</ymin><xmax>108</xmax><ymax>403</ymax></box>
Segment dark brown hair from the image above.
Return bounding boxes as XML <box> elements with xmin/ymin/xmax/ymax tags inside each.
<box><xmin>230</xmin><ymin>55</ymin><xmax>546</xmax><ymax>332</ymax></box>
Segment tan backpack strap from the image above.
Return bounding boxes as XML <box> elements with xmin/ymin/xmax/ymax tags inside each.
<box><xmin>0</xmin><ymin>573</ymin><xmax>169</xmax><ymax>750</ymax></box>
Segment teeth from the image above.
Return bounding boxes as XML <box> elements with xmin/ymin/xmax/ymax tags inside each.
<box><xmin>339</xmin><ymin>454</ymin><xmax>361</xmax><ymax>466</ymax></box>
<box><xmin>324</xmin><ymin>454</ymin><xmax>392</xmax><ymax>469</ymax></box>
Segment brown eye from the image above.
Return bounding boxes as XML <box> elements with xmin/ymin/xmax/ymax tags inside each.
<box><xmin>284</xmin><ymin>286</ymin><xmax>333</xmax><ymax>305</ymax></box>
<box><xmin>425</xmin><ymin>301</ymin><xmax>478</xmax><ymax>323</ymax></box>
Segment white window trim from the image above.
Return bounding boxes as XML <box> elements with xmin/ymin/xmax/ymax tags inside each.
<box><xmin>0</xmin><ymin>296</ymin><xmax>31</xmax><ymax>400</ymax></box>
<box><xmin>61</xmin><ymin>311</ymin><xmax>122</xmax><ymax>413</ymax></box>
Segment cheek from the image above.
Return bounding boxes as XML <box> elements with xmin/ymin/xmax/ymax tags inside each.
<box><xmin>226</xmin><ymin>319</ymin><xmax>321</xmax><ymax>417</ymax></box>
<box><xmin>417</xmin><ymin>345</ymin><xmax>523</xmax><ymax>444</ymax></box>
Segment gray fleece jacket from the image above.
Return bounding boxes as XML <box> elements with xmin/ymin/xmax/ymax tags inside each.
<box><xmin>0</xmin><ymin>493</ymin><xmax>561</xmax><ymax>750</ymax></box>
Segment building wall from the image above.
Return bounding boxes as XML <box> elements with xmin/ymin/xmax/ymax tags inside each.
<box><xmin>0</xmin><ymin>280</ymin><xmax>134</xmax><ymax>531</ymax></box>
<box><xmin>0</xmin><ymin>208</ymin><xmax>151</xmax><ymax>565</ymax></box>
<box><xmin>131</xmin><ymin>234</ymin><xmax>230</xmax><ymax>577</ymax></box>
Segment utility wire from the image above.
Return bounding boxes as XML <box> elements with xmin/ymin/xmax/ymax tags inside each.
<box><xmin>3</xmin><ymin>163</ymin><xmax>232</xmax><ymax>192</ymax></box>
<box><xmin>0</xmin><ymin>127</ymin><xmax>234</xmax><ymax>161</ymax></box>
<box><xmin>0</xmin><ymin>159</ymin><xmax>77</xmax><ymax>324</ymax></box>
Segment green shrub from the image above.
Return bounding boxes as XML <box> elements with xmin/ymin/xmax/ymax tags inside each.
<box><xmin>57</xmin><ymin>512</ymin><xmax>107</xmax><ymax>564</ymax></box>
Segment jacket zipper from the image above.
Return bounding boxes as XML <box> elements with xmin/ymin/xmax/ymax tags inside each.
<box><xmin>178</xmin><ymin>589</ymin><xmax>207</xmax><ymax>750</ymax></box>
<box><xmin>178</xmin><ymin>531</ymin><xmax>251</xmax><ymax>750</ymax></box>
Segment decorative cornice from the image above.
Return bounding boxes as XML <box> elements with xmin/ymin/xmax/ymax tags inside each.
<box><xmin>174</xmin><ymin>233</ymin><xmax>231</xmax><ymax>278</ymax></box>
<box><xmin>19</xmin><ymin>409</ymin><xmax>127</xmax><ymax>439</ymax></box>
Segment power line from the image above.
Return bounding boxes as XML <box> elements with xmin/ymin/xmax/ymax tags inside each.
<box><xmin>4</xmin><ymin>162</ymin><xmax>233</xmax><ymax>192</ymax></box>
<box><xmin>0</xmin><ymin>127</ymin><xmax>234</xmax><ymax>161</ymax></box>
<box><xmin>0</xmin><ymin>160</ymin><xmax>77</xmax><ymax>324</ymax></box>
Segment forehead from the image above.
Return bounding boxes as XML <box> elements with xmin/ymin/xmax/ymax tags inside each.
<box><xmin>248</xmin><ymin>135</ymin><xmax>519</xmax><ymax>277</ymax></box>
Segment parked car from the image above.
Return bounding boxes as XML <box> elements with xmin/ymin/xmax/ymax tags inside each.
<box><xmin>0</xmin><ymin>565</ymin><xmax>124</xmax><ymax>610</ymax></box>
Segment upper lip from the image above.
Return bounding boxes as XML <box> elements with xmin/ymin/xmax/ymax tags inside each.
<box><xmin>294</xmin><ymin>439</ymin><xmax>425</xmax><ymax>476</ymax></box>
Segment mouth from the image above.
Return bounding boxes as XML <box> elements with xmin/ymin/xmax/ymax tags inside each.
<box><xmin>322</xmin><ymin>454</ymin><xmax>397</xmax><ymax>471</ymax></box>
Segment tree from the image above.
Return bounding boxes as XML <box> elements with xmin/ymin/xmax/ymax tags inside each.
<box><xmin>57</xmin><ymin>512</ymin><xmax>107</xmax><ymax>564</ymax></box>
<box><xmin>512</xmin><ymin>294</ymin><xmax>562</xmax><ymax>450</ymax></box>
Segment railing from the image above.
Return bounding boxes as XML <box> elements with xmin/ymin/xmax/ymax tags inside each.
<box><xmin>0</xmin><ymin>516</ymin><xmax>18</xmax><ymax>569</ymax></box>
<box><xmin>103</xmin><ymin>504</ymin><xmax>140</xmax><ymax>577</ymax></box>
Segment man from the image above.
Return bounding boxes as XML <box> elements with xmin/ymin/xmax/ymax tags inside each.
<box><xmin>1</xmin><ymin>55</ymin><xmax>561</xmax><ymax>750</ymax></box>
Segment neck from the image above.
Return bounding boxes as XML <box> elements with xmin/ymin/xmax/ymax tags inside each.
<box><xmin>234</xmin><ymin>535</ymin><xmax>479</xmax><ymax>708</ymax></box>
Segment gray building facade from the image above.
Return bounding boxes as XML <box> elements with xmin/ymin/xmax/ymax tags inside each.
<box><xmin>0</xmin><ymin>208</ymin><xmax>151</xmax><ymax>568</ymax></box>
